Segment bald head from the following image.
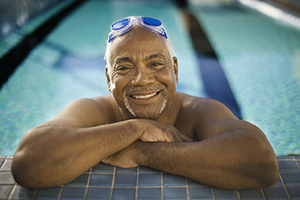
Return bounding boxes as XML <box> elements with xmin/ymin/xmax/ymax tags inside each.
<box><xmin>104</xmin><ymin>25</ymin><xmax>174</xmax><ymax>66</ymax></box>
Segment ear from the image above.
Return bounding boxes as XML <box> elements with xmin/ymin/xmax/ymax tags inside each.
<box><xmin>105</xmin><ymin>66</ymin><xmax>112</xmax><ymax>92</ymax></box>
<box><xmin>172</xmin><ymin>56</ymin><xmax>179</xmax><ymax>84</ymax></box>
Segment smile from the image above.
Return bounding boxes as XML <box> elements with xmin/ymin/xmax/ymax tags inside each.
<box><xmin>130</xmin><ymin>92</ymin><xmax>159</xmax><ymax>99</ymax></box>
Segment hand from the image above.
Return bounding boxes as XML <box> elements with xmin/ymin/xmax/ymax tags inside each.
<box><xmin>139</xmin><ymin>119</ymin><xmax>193</xmax><ymax>142</ymax></box>
<box><xmin>102</xmin><ymin>141</ymin><xmax>140</xmax><ymax>168</ymax></box>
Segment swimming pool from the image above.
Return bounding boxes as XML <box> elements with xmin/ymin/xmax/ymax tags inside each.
<box><xmin>0</xmin><ymin>0</ymin><xmax>299</xmax><ymax>156</ymax></box>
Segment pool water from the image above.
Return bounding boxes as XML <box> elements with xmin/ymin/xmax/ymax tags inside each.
<box><xmin>0</xmin><ymin>0</ymin><xmax>299</xmax><ymax>156</ymax></box>
<box><xmin>193</xmin><ymin>2</ymin><xmax>300</xmax><ymax>155</ymax></box>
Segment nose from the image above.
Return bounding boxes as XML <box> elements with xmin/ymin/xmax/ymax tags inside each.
<box><xmin>131</xmin><ymin>67</ymin><xmax>155</xmax><ymax>86</ymax></box>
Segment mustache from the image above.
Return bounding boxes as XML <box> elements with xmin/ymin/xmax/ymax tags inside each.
<box><xmin>123</xmin><ymin>85</ymin><xmax>166</xmax><ymax>95</ymax></box>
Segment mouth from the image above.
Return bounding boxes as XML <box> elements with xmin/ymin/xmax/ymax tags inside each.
<box><xmin>130</xmin><ymin>91</ymin><xmax>160</xmax><ymax>100</ymax></box>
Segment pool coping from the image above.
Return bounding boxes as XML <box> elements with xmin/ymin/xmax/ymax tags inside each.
<box><xmin>1</xmin><ymin>156</ymin><xmax>299</xmax><ymax>200</ymax></box>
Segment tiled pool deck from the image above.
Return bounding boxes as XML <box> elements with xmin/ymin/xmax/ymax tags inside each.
<box><xmin>1</xmin><ymin>156</ymin><xmax>299</xmax><ymax>200</ymax></box>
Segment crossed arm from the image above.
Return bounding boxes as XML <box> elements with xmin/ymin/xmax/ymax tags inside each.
<box><xmin>11</xmin><ymin>97</ymin><xmax>279</xmax><ymax>189</ymax></box>
<box><xmin>102</xmin><ymin>100</ymin><xmax>279</xmax><ymax>190</ymax></box>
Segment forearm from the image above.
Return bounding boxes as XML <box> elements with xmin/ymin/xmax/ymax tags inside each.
<box><xmin>135</xmin><ymin>131</ymin><xmax>279</xmax><ymax>190</ymax></box>
<box><xmin>12</xmin><ymin>120</ymin><xmax>142</xmax><ymax>188</ymax></box>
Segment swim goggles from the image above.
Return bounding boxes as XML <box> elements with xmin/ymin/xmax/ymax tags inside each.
<box><xmin>108</xmin><ymin>16</ymin><xmax>168</xmax><ymax>43</ymax></box>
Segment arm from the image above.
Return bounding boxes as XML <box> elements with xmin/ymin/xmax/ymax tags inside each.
<box><xmin>104</xmin><ymin>99</ymin><xmax>279</xmax><ymax>190</ymax></box>
<box><xmin>11</xmin><ymin>97</ymin><xmax>190</xmax><ymax>188</ymax></box>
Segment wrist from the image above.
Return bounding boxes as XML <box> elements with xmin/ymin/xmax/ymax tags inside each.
<box><xmin>133</xmin><ymin>141</ymin><xmax>150</xmax><ymax>167</ymax></box>
<box><xmin>127</xmin><ymin>119</ymin><xmax>150</xmax><ymax>140</ymax></box>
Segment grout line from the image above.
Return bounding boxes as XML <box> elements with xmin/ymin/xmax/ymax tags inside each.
<box><xmin>237</xmin><ymin>190</ymin><xmax>242</xmax><ymax>200</ymax></box>
<box><xmin>161</xmin><ymin>172</ymin><xmax>164</xmax><ymax>200</ymax></box>
<box><xmin>294</xmin><ymin>156</ymin><xmax>300</xmax><ymax>170</ymax></box>
<box><xmin>60</xmin><ymin>185</ymin><xmax>208</xmax><ymax>189</ymax></box>
<box><xmin>135</xmin><ymin>167</ymin><xmax>139</xmax><ymax>200</ymax></box>
<box><xmin>211</xmin><ymin>188</ymin><xmax>216</xmax><ymax>200</ymax></box>
<box><xmin>57</xmin><ymin>185</ymin><xmax>64</xmax><ymax>200</ymax></box>
<box><xmin>32</xmin><ymin>188</ymin><xmax>38</xmax><ymax>200</ymax></box>
<box><xmin>185</xmin><ymin>178</ymin><xmax>190</xmax><ymax>200</ymax></box>
<box><xmin>279</xmin><ymin>174</ymin><xmax>292</xmax><ymax>200</ymax></box>
<box><xmin>260</xmin><ymin>188</ymin><xmax>267</xmax><ymax>200</ymax></box>
<box><xmin>83</xmin><ymin>167</ymin><xmax>92</xmax><ymax>200</ymax></box>
<box><xmin>109</xmin><ymin>167</ymin><xmax>116</xmax><ymax>200</ymax></box>
<box><xmin>6</xmin><ymin>183</ymin><xmax>17</xmax><ymax>200</ymax></box>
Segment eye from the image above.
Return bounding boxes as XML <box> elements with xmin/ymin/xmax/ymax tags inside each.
<box><xmin>115</xmin><ymin>65</ymin><xmax>132</xmax><ymax>74</ymax></box>
<box><xmin>118</xmin><ymin>66</ymin><xmax>130</xmax><ymax>71</ymax></box>
<box><xmin>150</xmin><ymin>62</ymin><xmax>164</xmax><ymax>67</ymax></box>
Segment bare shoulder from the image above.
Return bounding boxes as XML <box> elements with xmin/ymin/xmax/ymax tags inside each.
<box><xmin>42</xmin><ymin>94</ymin><xmax>117</xmax><ymax>127</ymax></box>
<box><xmin>175</xmin><ymin>92</ymin><xmax>232</xmax><ymax>116</ymax></box>
<box><xmin>175</xmin><ymin>92</ymin><xmax>238</xmax><ymax>140</ymax></box>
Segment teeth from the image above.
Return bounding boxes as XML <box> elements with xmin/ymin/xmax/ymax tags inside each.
<box><xmin>131</xmin><ymin>92</ymin><xmax>157</xmax><ymax>99</ymax></box>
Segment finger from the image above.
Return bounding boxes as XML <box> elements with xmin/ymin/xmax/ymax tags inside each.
<box><xmin>178</xmin><ymin>133</ymin><xmax>193</xmax><ymax>142</ymax></box>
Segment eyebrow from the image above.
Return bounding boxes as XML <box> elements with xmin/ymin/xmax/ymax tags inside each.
<box><xmin>115</xmin><ymin>57</ymin><xmax>132</xmax><ymax>64</ymax></box>
<box><xmin>144</xmin><ymin>53</ymin><xmax>166</xmax><ymax>61</ymax></box>
<box><xmin>114</xmin><ymin>53</ymin><xmax>166</xmax><ymax>65</ymax></box>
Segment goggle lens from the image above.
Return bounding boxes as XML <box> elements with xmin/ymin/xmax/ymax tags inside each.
<box><xmin>111</xmin><ymin>18</ymin><xmax>130</xmax><ymax>30</ymax></box>
<box><xmin>108</xmin><ymin>17</ymin><xmax>167</xmax><ymax>43</ymax></box>
<box><xmin>142</xmin><ymin>17</ymin><xmax>162</xmax><ymax>26</ymax></box>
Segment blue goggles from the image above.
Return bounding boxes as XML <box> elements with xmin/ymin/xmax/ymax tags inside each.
<box><xmin>108</xmin><ymin>16</ymin><xmax>168</xmax><ymax>43</ymax></box>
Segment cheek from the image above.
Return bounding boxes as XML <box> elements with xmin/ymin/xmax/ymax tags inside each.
<box><xmin>111</xmin><ymin>76</ymin><xmax>128</xmax><ymax>101</ymax></box>
<box><xmin>158</xmin><ymin>67</ymin><xmax>177</xmax><ymax>86</ymax></box>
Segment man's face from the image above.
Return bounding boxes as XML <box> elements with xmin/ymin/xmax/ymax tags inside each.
<box><xmin>106</xmin><ymin>27</ymin><xmax>178</xmax><ymax>119</ymax></box>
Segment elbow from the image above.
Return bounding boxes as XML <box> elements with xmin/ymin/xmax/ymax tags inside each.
<box><xmin>11</xmin><ymin>157</ymin><xmax>36</xmax><ymax>188</ymax></box>
<box><xmin>12</xmin><ymin>152</ymin><xmax>54</xmax><ymax>189</ymax></box>
<box><xmin>244</xmin><ymin>149</ymin><xmax>279</xmax><ymax>189</ymax></box>
<box><xmin>257</xmin><ymin>156</ymin><xmax>279</xmax><ymax>188</ymax></box>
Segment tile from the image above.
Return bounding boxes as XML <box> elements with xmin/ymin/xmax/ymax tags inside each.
<box><xmin>239</xmin><ymin>189</ymin><xmax>264</xmax><ymax>199</ymax></box>
<box><xmin>35</xmin><ymin>187</ymin><xmax>61</xmax><ymax>200</ymax></box>
<box><xmin>278</xmin><ymin>161</ymin><xmax>300</xmax><ymax>172</ymax></box>
<box><xmin>60</xmin><ymin>187</ymin><xmax>86</xmax><ymax>200</ymax></box>
<box><xmin>116</xmin><ymin>167</ymin><xmax>137</xmax><ymax>173</ymax></box>
<box><xmin>90</xmin><ymin>174</ymin><xmax>113</xmax><ymax>187</ymax></box>
<box><xmin>65</xmin><ymin>174</ymin><xmax>89</xmax><ymax>186</ymax></box>
<box><xmin>114</xmin><ymin>174</ymin><xmax>136</xmax><ymax>187</ymax></box>
<box><xmin>10</xmin><ymin>186</ymin><xmax>36</xmax><ymax>200</ymax></box>
<box><xmin>263</xmin><ymin>187</ymin><xmax>289</xmax><ymax>200</ymax></box>
<box><xmin>294</xmin><ymin>156</ymin><xmax>300</xmax><ymax>160</ymax></box>
<box><xmin>139</xmin><ymin>167</ymin><xmax>160</xmax><ymax>173</ymax></box>
<box><xmin>187</xmin><ymin>178</ymin><xmax>206</xmax><ymax>186</ymax></box>
<box><xmin>164</xmin><ymin>187</ymin><xmax>187</xmax><ymax>200</ymax></box>
<box><xmin>281</xmin><ymin>173</ymin><xmax>300</xmax><ymax>186</ymax></box>
<box><xmin>92</xmin><ymin>163</ymin><xmax>114</xmax><ymax>173</ymax></box>
<box><xmin>163</xmin><ymin>174</ymin><xmax>186</xmax><ymax>186</ymax></box>
<box><xmin>287</xmin><ymin>186</ymin><xmax>300</xmax><ymax>200</ymax></box>
<box><xmin>214</xmin><ymin>188</ymin><xmax>238</xmax><ymax>199</ymax></box>
<box><xmin>86</xmin><ymin>188</ymin><xmax>111</xmax><ymax>200</ymax></box>
<box><xmin>139</xmin><ymin>174</ymin><xmax>161</xmax><ymax>187</ymax></box>
<box><xmin>274</xmin><ymin>176</ymin><xmax>283</xmax><ymax>186</ymax></box>
<box><xmin>189</xmin><ymin>187</ymin><xmax>213</xmax><ymax>199</ymax></box>
<box><xmin>0</xmin><ymin>185</ymin><xmax>13</xmax><ymax>200</ymax></box>
<box><xmin>277</xmin><ymin>156</ymin><xmax>294</xmax><ymax>160</ymax></box>
<box><xmin>0</xmin><ymin>172</ymin><xmax>15</xmax><ymax>184</ymax></box>
<box><xmin>0</xmin><ymin>160</ymin><xmax>12</xmax><ymax>172</ymax></box>
<box><xmin>111</xmin><ymin>188</ymin><xmax>135</xmax><ymax>200</ymax></box>
<box><xmin>138</xmin><ymin>188</ymin><xmax>161</xmax><ymax>200</ymax></box>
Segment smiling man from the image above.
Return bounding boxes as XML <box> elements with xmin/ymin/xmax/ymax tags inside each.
<box><xmin>12</xmin><ymin>16</ymin><xmax>279</xmax><ymax>189</ymax></box>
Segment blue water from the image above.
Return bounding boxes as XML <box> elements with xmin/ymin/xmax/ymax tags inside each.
<box><xmin>0</xmin><ymin>1</ymin><xmax>299</xmax><ymax>156</ymax></box>
<box><xmin>193</xmin><ymin>3</ymin><xmax>300</xmax><ymax>155</ymax></box>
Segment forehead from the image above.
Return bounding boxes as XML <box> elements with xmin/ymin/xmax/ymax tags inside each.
<box><xmin>107</xmin><ymin>27</ymin><xmax>170</xmax><ymax>65</ymax></box>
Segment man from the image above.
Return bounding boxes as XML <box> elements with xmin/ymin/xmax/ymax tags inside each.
<box><xmin>11</xmin><ymin>16</ymin><xmax>279</xmax><ymax>189</ymax></box>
